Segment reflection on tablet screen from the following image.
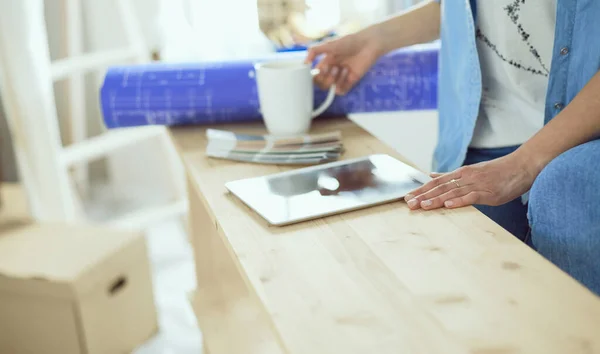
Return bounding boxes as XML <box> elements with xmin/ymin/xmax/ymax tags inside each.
<box><xmin>226</xmin><ymin>154</ymin><xmax>429</xmax><ymax>225</ymax></box>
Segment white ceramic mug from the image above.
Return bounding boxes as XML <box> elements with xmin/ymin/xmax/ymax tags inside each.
<box><xmin>254</xmin><ymin>60</ymin><xmax>336</xmax><ymax>136</ymax></box>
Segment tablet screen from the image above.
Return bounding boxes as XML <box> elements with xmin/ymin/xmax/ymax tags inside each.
<box><xmin>225</xmin><ymin>154</ymin><xmax>430</xmax><ymax>225</ymax></box>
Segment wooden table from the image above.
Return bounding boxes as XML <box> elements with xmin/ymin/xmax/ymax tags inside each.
<box><xmin>169</xmin><ymin>117</ymin><xmax>600</xmax><ymax>354</ymax></box>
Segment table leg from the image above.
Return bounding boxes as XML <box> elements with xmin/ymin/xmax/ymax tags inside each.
<box><xmin>186</xmin><ymin>175</ymin><xmax>286</xmax><ymax>354</ymax></box>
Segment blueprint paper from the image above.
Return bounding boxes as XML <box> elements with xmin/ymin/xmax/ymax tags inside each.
<box><xmin>100</xmin><ymin>43</ymin><xmax>439</xmax><ymax>129</ymax></box>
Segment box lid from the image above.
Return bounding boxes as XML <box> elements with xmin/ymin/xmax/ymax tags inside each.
<box><xmin>0</xmin><ymin>223</ymin><xmax>143</xmax><ymax>299</ymax></box>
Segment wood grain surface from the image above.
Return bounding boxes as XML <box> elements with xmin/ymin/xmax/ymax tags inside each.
<box><xmin>172</xmin><ymin>117</ymin><xmax>600</xmax><ymax>354</ymax></box>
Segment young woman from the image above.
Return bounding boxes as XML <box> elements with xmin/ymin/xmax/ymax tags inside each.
<box><xmin>306</xmin><ymin>0</ymin><xmax>600</xmax><ymax>295</ymax></box>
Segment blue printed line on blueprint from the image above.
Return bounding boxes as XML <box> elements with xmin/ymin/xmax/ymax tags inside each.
<box><xmin>100</xmin><ymin>43</ymin><xmax>439</xmax><ymax>129</ymax></box>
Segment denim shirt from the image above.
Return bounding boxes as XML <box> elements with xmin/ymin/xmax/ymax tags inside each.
<box><xmin>433</xmin><ymin>0</ymin><xmax>600</xmax><ymax>172</ymax></box>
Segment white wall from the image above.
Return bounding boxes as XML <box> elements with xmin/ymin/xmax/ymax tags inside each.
<box><xmin>351</xmin><ymin>111</ymin><xmax>437</xmax><ymax>172</ymax></box>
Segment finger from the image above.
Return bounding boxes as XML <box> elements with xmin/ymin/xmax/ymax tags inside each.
<box><xmin>305</xmin><ymin>43</ymin><xmax>331</xmax><ymax>64</ymax></box>
<box><xmin>430</xmin><ymin>172</ymin><xmax>443</xmax><ymax>178</ymax></box>
<box><xmin>405</xmin><ymin>170</ymin><xmax>462</xmax><ymax>203</ymax></box>
<box><xmin>336</xmin><ymin>73</ymin><xmax>352</xmax><ymax>95</ymax></box>
<box><xmin>443</xmin><ymin>192</ymin><xmax>481</xmax><ymax>209</ymax></box>
<box><xmin>407</xmin><ymin>183</ymin><xmax>452</xmax><ymax>210</ymax></box>
<box><xmin>322</xmin><ymin>66</ymin><xmax>340</xmax><ymax>90</ymax></box>
<box><xmin>313</xmin><ymin>57</ymin><xmax>335</xmax><ymax>89</ymax></box>
<box><xmin>338</xmin><ymin>71</ymin><xmax>362</xmax><ymax>95</ymax></box>
<box><xmin>305</xmin><ymin>49</ymin><xmax>318</xmax><ymax>64</ymax></box>
<box><xmin>419</xmin><ymin>186</ymin><xmax>473</xmax><ymax>210</ymax></box>
<box><xmin>410</xmin><ymin>179</ymin><xmax>471</xmax><ymax>210</ymax></box>
<box><xmin>335</xmin><ymin>67</ymin><xmax>349</xmax><ymax>94</ymax></box>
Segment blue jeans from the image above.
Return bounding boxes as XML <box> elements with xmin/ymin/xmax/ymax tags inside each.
<box><xmin>464</xmin><ymin>140</ymin><xmax>600</xmax><ymax>295</ymax></box>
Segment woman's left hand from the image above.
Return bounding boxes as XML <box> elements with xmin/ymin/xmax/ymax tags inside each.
<box><xmin>404</xmin><ymin>153</ymin><xmax>538</xmax><ymax>210</ymax></box>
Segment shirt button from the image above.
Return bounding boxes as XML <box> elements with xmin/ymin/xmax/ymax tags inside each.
<box><xmin>560</xmin><ymin>47</ymin><xmax>569</xmax><ymax>55</ymax></box>
<box><xmin>554</xmin><ymin>102</ymin><xmax>564</xmax><ymax>110</ymax></box>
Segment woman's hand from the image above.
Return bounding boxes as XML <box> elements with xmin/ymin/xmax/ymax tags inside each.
<box><xmin>404</xmin><ymin>153</ymin><xmax>538</xmax><ymax>210</ymax></box>
<box><xmin>304</xmin><ymin>28</ymin><xmax>383</xmax><ymax>95</ymax></box>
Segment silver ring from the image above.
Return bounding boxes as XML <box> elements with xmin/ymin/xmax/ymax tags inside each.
<box><xmin>451</xmin><ymin>179</ymin><xmax>460</xmax><ymax>188</ymax></box>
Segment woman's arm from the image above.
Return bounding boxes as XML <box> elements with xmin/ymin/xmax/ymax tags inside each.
<box><xmin>404</xmin><ymin>71</ymin><xmax>600</xmax><ymax>210</ymax></box>
<box><xmin>369</xmin><ymin>0</ymin><xmax>441</xmax><ymax>55</ymax></box>
<box><xmin>516</xmin><ymin>71</ymin><xmax>600</xmax><ymax>177</ymax></box>
<box><xmin>306</xmin><ymin>1</ymin><xmax>440</xmax><ymax>95</ymax></box>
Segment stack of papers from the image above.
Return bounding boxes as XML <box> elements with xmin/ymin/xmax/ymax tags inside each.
<box><xmin>205</xmin><ymin>129</ymin><xmax>343</xmax><ymax>165</ymax></box>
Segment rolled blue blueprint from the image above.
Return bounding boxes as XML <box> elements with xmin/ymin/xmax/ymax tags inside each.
<box><xmin>100</xmin><ymin>43</ymin><xmax>439</xmax><ymax>128</ymax></box>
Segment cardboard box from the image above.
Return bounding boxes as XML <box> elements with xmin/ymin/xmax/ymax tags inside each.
<box><xmin>0</xmin><ymin>223</ymin><xmax>158</xmax><ymax>354</ymax></box>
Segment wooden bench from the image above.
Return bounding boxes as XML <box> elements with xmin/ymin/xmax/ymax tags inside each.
<box><xmin>169</xmin><ymin>117</ymin><xmax>600</xmax><ymax>354</ymax></box>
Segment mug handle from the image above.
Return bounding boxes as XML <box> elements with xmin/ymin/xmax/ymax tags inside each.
<box><xmin>310</xmin><ymin>68</ymin><xmax>337</xmax><ymax>118</ymax></box>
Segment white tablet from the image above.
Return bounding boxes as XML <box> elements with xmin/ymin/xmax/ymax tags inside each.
<box><xmin>225</xmin><ymin>154</ymin><xmax>432</xmax><ymax>226</ymax></box>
